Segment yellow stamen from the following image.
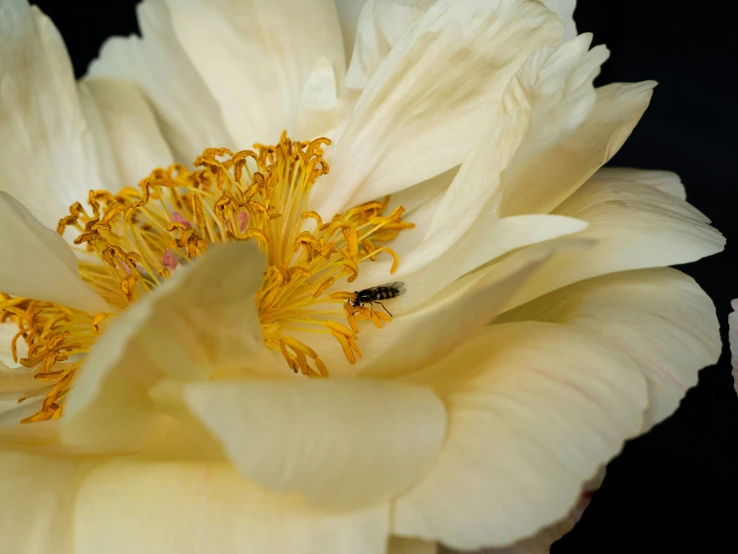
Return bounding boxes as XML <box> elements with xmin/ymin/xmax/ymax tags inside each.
<box><xmin>1</xmin><ymin>133</ymin><xmax>414</xmax><ymax>423</ymax></box>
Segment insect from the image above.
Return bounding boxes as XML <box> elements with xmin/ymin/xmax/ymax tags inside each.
<box><xmin>349</xmin><ymin>282</ymin><xmax>406</xmax><ymax>317</ymax></box>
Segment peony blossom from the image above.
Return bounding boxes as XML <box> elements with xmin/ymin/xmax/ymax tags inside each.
<box><xmin>0</xmin><ymin>0</ymin><xmax>724</xmax><ymax>553</ymax></box>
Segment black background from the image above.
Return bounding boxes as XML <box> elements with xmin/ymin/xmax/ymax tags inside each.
<box><xmin>32</xmin><ymin>0</ymin><xmax>738</xmax><ymax>551</ymax></box>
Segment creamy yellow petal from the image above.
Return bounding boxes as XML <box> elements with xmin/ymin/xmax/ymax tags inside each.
<box><xmin>0</xmin><ymin>1</ymin><xmax>110</xmax><ymax>228</ymax></box>
<box><xmin>499</xmin><ymin>269</ymin><xmax>718</xmax><ymax>429</ymax></box>
<box><xmin>294</xmin><ymin>56</ymin><xmax>345</xmax><ymax>139</ymax></box>
<box><xmin>0</xmin><ymin>321</ymin><xmax>27</xmax><ymax>367</ymax></box>
<box><xmin>730</xmin><ymin>300</ymin><xmax>738</xmax><ymax>394</ymax></box>
<box><xmin>0</xmin><ymin>193</ymin><xmax>109</xmax><ymax>314</ymax></box>
<box><xmin>412</xmin><ymin>34</ymin><xmax>605</xmax><ymax>275</ymax></box>
<box><xmin>81</xmin><ymin>76</ymin><xmax>174</xmax><ymax>186</ymax></box>
<box><xmin>61</xmin><ymin>242</ymin><xmax>268</xmax><ymax>452</ymax></box>
<box><xmin>588</xmin><ymin>166</ymin><xmax>686</xmax><ymax>200</ymax></box>
<box><xmin>87</xmin><ymin>0</ymin><xmax>234</xmax><ymax>164</ymax></box>
<box><xmin>356</xmin><ymin>214</ymin><xmax>587</xmax><ymax>303</ymax></box>
<box><xmin>344</xmin><ymin>0</ymin><xmax>435</xmax><ymax>89</ymax></box>
<box><xmin>502</xmin><ymin>180</ymin><xmax>724</xmax><ymax>311</ymax></box>
<box><xmin>542</xmin><ymin>0</ymin><xmax>577</xmax><ymax>39</ymax></box>
<box><xmin>394</xmin><ymin>322</ymin><xmax>647</xmax><ymax>549</ymax></box>
<box><xmin>0</xmin><ymin>362</ymin><xmax>47</xmax><ymax>398</ymax></box>
<box><xmin>183</xmin><ymin>379</ymin><xmax>446</xmax><ymax>511</ymax></box>
<box><xmin>335</xmin><ymin>0</ymin><xmax>366</xmax><ymax>61</ymax></box>
<box><xmin>162</xmin><ymin>0</ymin><xmax>345</xmax><ymax>148</ymax></box>
<box><xmin>499</xmin><ymin>81</ymin><xmax>657</xmax><ymax>217</ymax></box>
<box><xmin>0</xmin><ymin>450</ymin><xmax>100</xmax><ymax>554</ymax></box>
<box><xmin>389</xmin><ymin>537</ymin><xmax>437</xmax><ymax>554</ymax></box>
<box><xmin>74</xmin><ymin>459</ymin><xmax>389</xmax><ymax>554</ymax></box>
<box><xmin>315</xmin><ymin>0</ymin><xmax>563</xmax><ymax>216</ymax></box>
<box><xmin>357</xmin><ymin>237</ymin><xmax>592</xmax><ymax>379</ymax></box>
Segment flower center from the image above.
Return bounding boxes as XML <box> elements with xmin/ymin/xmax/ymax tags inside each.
<box><xmin>0</xmin><ymin>134</ymin><xmax>413</xmax><ymax>423</ymax></box>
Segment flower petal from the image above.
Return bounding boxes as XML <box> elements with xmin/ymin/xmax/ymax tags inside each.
<box><xmin>87</xmin><ymin>0</ymin><xmax>234</xmax><ymax>164</ymax></box>
<box><xmin>183</xmin><ymin>379</ymin><xmax>447</xmax><ymax>510</ymax></box>
<box><xmin>357</xmin><ymin>237</ymin><xmax>593</xmax><ymax>379</ymax></box>
<box><xmin>501</xmin><ymin>179</ymin><xmax>724</xmax><ymax>311</ymax></box>
<box><xmin>344</xmin><ymin>0</ymin><xmax>435</xmax><ymax>90</ymax></box>
<box><xmin>353</xmin><ymin>214</ymin><xmax>588</xmax><ymax>300</ymax></box>
<box><xmin>0</xmin><ymin>362</ymin><xmax>47</xmax><ymax>398</ymax></box>
<box><xmin>542</xmin><ymin>0</ymin><xmax>577</xmax><ymax>40</ymax></box>
<box><xmin>74</xmin><ymin>459</ymin><xmax>389</xmax><ymax>554</ymax></box>
<box><xmin>0</xmin><ymin>0</ymin><xmax>109</xmax><ymax>229</ymax></box>
<box><xmin>498</xmin><ymin>80</ymin><xmax>657</xmax><ymax>217</ymax></box>
<box><xmin>0</xmin><ymin>450</ymin><xmax>99</xmax><ymax>554</ymax></box>
<box><xmin>497</xmin><ymin>268</ymin><xmax>721</xmax><ymax>431</ymax></box>
<box><xmin>431</xmin><ymin>34</ymin><xmax>607</xmax><ymax>235</ymax></box>
<box><xmin>588</xmin><ymin>166</ymin><xmax>687</xmax><ymax>200</ymax></box>
<box><xmin>61</xmin><ymin>242</ymin><xmax>269</xmax><ymax>452</ymax></box>
<box><xmin>394</xmin><ymin>322</ymin><xmax>647</xmax><ymax>549</ymax></box>
<box><xmin>314</xmin><ymin>0</ymin><xmax>564</xmax><ymax>217</ymax></box>
<box><xmin>0</xmin><ymin>193</ymin><xmax>109</xmax><ymax>314</ymax></box>
<box><xmin>728</xmin><ymin>299</ymin><xmax>738</xmax><ymax>395</ymax></box>
<box><xmin>81</xmin><ymin>76</ymin><xmax>175</xmax><ymax>186</ymax></box>
<box><xmin>0</xmin><ymin>322</ymin><xmax>26</xmax><ymax>367</ymax></box>
<box><xmin>389</xmin><ymin>538</ymin><xmax>437</xmax><ymax>554</ymax></box>
<box><xmin>161</xmin><ymin>0</ymin><xmax>345</xmax><ymax>147</ymax></box>
<box><xmin>335</xmin><ymin>0</ymin><xmax>366</xmax><ymax>61</ymax></box>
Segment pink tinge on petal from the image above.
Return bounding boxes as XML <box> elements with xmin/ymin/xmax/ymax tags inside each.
<box><xmin>163</xmin><ymin>249</ymin><xmax>179</xmax><ymax>271</ymax></box>
<box><xmin>171</xmin><ymin>210</ymin><xmax>192</xmax><ymax>228</ymax></box>
<box><xmin>239</xmin><ymin>211</ymin><xmax>250</xmax><ymax>232</ymax></box>
<box><xmin>729</xmin><ymin>299</ymin><xmax>738</xmax><ymax>395</ymax></box>
<box><xmin>120</xmin><ymin>261</ymin><xmax>132</xmax><ymax>275</ymax></box>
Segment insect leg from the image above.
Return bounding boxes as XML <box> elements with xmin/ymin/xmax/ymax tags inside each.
<box><xmin>376</xmin><ymin>302</ymin><xmax>392</xmax><ymax>317</ymax></box>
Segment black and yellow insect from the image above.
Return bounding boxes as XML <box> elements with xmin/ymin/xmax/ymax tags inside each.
<box><xmin>349</xmin><ymin>282</ymin><xmax>406</xmax><ymax>317</ymax></box>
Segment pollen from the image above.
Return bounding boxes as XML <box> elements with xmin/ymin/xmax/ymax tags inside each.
<box><xmin>0</xmin><ymin>133</ymin><xmax>413</xmax><ymax>422</ymax></box>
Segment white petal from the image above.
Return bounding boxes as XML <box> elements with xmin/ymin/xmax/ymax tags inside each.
<box><xmin>183</xmin><ymin>379</ymin><xmax>446</xmax><ymax>510</ymax></box>
<box><xmin>0</xmin><ymin>193</ymin><xmax>109</xmax><ymax>314</ymax></box>
<box><xmin>77</xmin><ymin>82</ymin><xmax>123</xmax><ymax>193</ymax></box>
<box><xmin>501</xmin><ymin>179</ymin><xmax>724</xmax><ymax>311</ymax></box>
<box><xmin>542</xmin><ymin>0</ymin><xmax>577</xmax><ymax>40</ymax></box>
<box><xmin>61</xmin><ymin>242</ymin><xmax>269</xmax><ymax>452</ymax></box>
<box><xmin>74</xmin><ymin>459</ymin><xmax>389</xmax><ymax>554</ymax></box>
<box><xmin>412</xmin><ymin>34</ymin><xmax>605</xmax><ymax>273</ymax></box>
<box><xmin>357</xmin><ymin>237</ymin><xmax>592</xmax><ymax>379</ymax></box>
<box><xmin>335</xmin><ymin>0</ymin><xmax>367</xmax><ymax>61</ymax></box>
<box><xmin>729</xmin><ymin>299</ymin><xmax>738</xmax><ymax>395</ymax></box>
<box><xmin>497</xmin><ymin>268</ymin><xmax>721</xmax><ymax>431</ymax></box>
<box><xmin>0</xmin><ymin>362</ymin><xmax>47</xmax><ymax>399</ymax></box>
<box><xmin>162</xmin><ymin>0</ymin><xmax>345</xmax><ymax>148</ymax></box>
<box><xmin>498</xmin><ymin>80</ymin><xmax>657</xmax><ymax>217</ymax></box>
<box><xmin>0</xmin><ymin>450</ymin><xmax>99</xmax><ymax>554</ymax></box>
<box><xmin>354</xmin><ymin>213</ymin><xmax>587</xmax><ymax>303</ymax></box>
<box><xmin>294</xmin><ymin>56</ymin><xmax>346</xmax><ymax>139</ymax></box>
<box><xmin>389</xmin><ymin>537</ymin><xmax>437</xmax><ymax>554</ymax></box>
<box><xmin>344</xmin><ymin>0</ymin><xmax>436</xmax><ymax>90</ymax></box>
<box><xmin>394</xmin><ymin>322</ymin><xmax>647</xmax><ymax>549</ymax></box>
<box><xmin>87</xmin><ymin>0</ymin><xmax>234</xmax><ymax>164</ymax></box>
<box><xmin>81</xmin><ymin>76</ymin><xmax>175</xmax><ymax>186</ymax></box>
<box><xmin>588</xmin><ymin>166</ymin><xmax>686</xmax><ymax>200</ymax></box>
<box><xmin>0</xmin><ymin>1</ymin><xmax>109</xmax><ymax>229</ymax></box>
<box><xmin>314</xmin><ymin>0</ymin><xmax>564</xmax><ymax>217</ymax></box>
<box><xmin>0</xmin><ymin>322</ymin><xmax>27</xmax><ymax>367</ymax></box>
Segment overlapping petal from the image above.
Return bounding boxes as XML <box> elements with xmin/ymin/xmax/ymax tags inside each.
<box><xmin>61</xmin><ymin>242</ymin><xmax>269</xmax><ymax>451</ymax></box>
<box><xmin>81</xmin><ymin>76</ymin><xmax>174</xmax><ymax>186</ymax></box>
<box><xmin>498</xmin><ymin>268</ymin><xmax>721</xmax><ymax>430</ymax></box>
<box><xmin>315</xmin><ymin>0</ymin><xmax>564</xmax><ymax>217</ymax></box>
<box><xmin>161</xmin><ymin>0</ymin><xmax>345</xmax><ymax>148</ymax></box>
<box><xmin>88</xmin><ymin>0</ymin><xmax>234</xmax><ymax>164</ymax></box>
<box><xmin>501</xmin><ymin>178</ymin><xmax>724</xmax><ymax>311</ymax></box>
<box><xmin>0</xmin><ymin>0</ymin><xmax>111</xmax><ymax>228</ymax></box>
<box><xmin>183</xmin><ymin>378</ymin><xmax>446</xmax><ymax>510</ymax></box>
<box><xmin>394</xmin><ymin>322</ymin><xmax>647</xmax><ymax>549</ymax></box>
<box><xmin>0</xmin><ymin>193</ymin><xmax>109</xmax><ymax>314</ymax></box>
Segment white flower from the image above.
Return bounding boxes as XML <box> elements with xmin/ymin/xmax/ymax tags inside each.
<box><xmin>0</xmin><ymin>1</ymin><xmax>723</xmax><ymax>553</ymax></box>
